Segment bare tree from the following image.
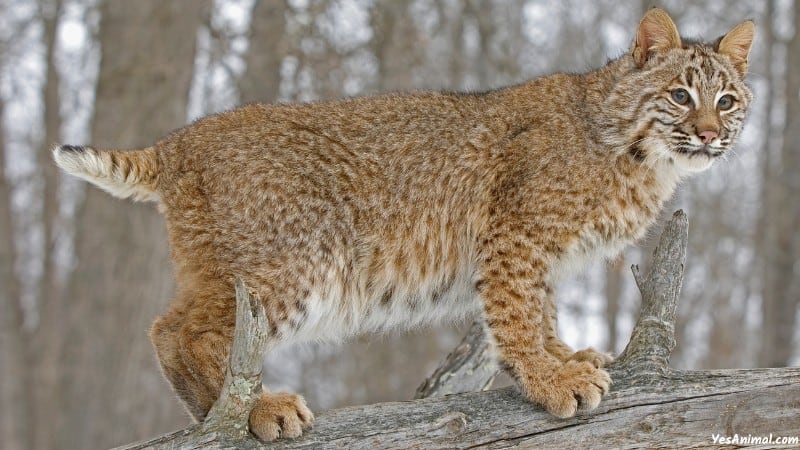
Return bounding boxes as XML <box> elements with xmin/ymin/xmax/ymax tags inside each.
<box><xmin>0</xmin><ymin>96</ymin><xmax>31</xmax><ymax>450</ymax></box>
<box><xmin>36</xmin><ymin>0</ymin><xmax>62</xmax><ymax>308</ymax></box>
<box><xmin>758</xmin><ymin>0</ymin><xmax>800</xmax><ymax>368</ymax></box>
<box><xmin>371</xmin><ymin>0</ymin><xmax>420</xmax><ymax>91</ymax></box>
<box><xmin>29</xmin><ymin>2</ymin><xmax>68</xmax><ymax>447</ymax></box>
<box><xmin>54</xmin><ymin>1</ymin><xmax>210</xmax><ymax>448</ymax></box>
<box><xmin>238</xmin><ymin>0</ymin><xmax>288</xmax><ymax>103</ymax></box>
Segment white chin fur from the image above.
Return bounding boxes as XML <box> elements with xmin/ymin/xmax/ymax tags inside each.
<box><xmin>670</xmin><ymin>151</ymin><xmax>716</xmax><ymax>173</ymax></box>
<box><xmin>646</xmin><ymin>140</ymin><xmax>716</xmax><ymax>174</ymax></box>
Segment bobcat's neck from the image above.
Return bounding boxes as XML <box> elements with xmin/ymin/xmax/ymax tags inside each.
<box><xmin>489</xmin><ymin>54</ymin><xmax>683</xmax><ymax>261</ymax></box>
<box><xmin>584</xmin><ymin>53</ymin><xmax>684</xmax><ymax>204</ymax></box>
<box><xmin>581</xmin><ymin>54</ymin><xmax>641</xmax><ymax>146</ymax></box>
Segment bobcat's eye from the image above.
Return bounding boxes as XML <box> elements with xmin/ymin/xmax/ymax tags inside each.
<box><xmin>671</xmin><ymin>88</ymin><xmax>691</xmax><ymax>106</ymax></box>
<box><xmin>718</xmin><ymin>95</ymin><xmax>734</xmax><ymax>111</ymax></box>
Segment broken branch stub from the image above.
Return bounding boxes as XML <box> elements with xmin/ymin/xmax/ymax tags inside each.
<box><xmin>615</xmin><ymin>209</ymin><xmax>688</xmax><ymax>373</ymax></box>
<box><xmin>201</xmin><ymin>279</ymin><xmax>269</xmax><ymax>439</ymax></box>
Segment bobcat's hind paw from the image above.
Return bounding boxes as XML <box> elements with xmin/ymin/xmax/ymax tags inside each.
<box><xmin>249</xmin><ymin>391</ymin><xmax>314</xmax><ymax>441</ymax></box>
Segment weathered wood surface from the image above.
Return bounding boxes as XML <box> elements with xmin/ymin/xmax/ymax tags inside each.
<box><xmin>117</xmin><ymin>367</ymin><xmax>800</xmax><ymax>450</ymax></box>
<box><xmin>115</xmin><ymin>211</ymin><xmax>800</xmax><ymax>450</ymax></box>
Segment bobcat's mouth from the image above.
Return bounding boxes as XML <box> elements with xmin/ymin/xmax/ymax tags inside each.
<box><xmin>673</xmin><ymin>145</ymin><xmax>724</xmax><ymax>159</ymax></box>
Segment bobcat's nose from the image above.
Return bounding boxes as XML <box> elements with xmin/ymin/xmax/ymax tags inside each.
<box><xmin>698</xmin><ymin>130</ymin><xmax>718</xmax><ymax>144</ymax></box>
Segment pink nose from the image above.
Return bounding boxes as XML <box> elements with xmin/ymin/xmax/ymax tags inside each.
<box><xmin>699</xmin><ymin>130</ymin><xmax>718</xmax><ymax>144</ymax></box>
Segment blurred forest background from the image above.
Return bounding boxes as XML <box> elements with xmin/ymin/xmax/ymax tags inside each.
<box><xmin>0</xmin><ymin>0</ymin><xmax>797</xmax><ymax>449</ymax></box>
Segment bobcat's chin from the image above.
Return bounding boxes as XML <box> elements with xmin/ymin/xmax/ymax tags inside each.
<box><xmin>642</xmin><ymin>139</ymin><xmax>720</xmax><ymax>174</ymax></box>
<box><xmin>669</xmin><ymin>144</ymin><xmax>724</xmax><ymax>173</ymax></box>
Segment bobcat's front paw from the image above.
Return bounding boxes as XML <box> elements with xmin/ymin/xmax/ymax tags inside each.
<box><xmin>568</xmin><ymin>347</ymin><xmax>614</xmax><ymax>369</ymax></box>
<box><xmin>249</xmin><ymin>391</ymin><xmax>314</xmax><ymax>441</ymax></box>
<box><xmin>521</xmin><ymin>360</ymin><xmax>611</xmax><ymax>418</ymax></box>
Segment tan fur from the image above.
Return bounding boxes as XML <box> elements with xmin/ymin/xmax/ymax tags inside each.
<box><xmin>718</xmin><ymin>20</ymin><xmax>756</xmax><ymax>77</ymax></box>
<box><xmin>53</xmin><ymin>8</ymin><xmax>753</xmax><ymax>441</ymax></box>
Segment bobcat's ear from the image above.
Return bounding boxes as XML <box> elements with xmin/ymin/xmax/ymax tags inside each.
<box><xmin>718</xmin><ymin>20</ymin><xmax>755</xmax><ymax>78</ymax></box>
<box><xmin>632</xmin><ymin>8</ymin><xmax>682</xmax><ymax>68</ymax></box>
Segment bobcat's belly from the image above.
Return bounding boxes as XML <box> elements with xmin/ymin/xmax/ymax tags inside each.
<box><xmin>548</xmin><ymin>199</ymin><xmax>666</xmax><ymax>283</ymax></box>
<box><xmin>287</xmin><ymin>256</ymin><xmax>481</xmax><ymax>344</ymax></box>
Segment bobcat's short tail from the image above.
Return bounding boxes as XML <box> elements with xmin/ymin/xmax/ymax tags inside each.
<box><xmin>52</xmin><ymin>144</ymin><xmax>160</xmax><ymax>202</ymax></box>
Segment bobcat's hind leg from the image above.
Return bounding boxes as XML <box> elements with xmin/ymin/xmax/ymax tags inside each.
<box><xmin>151</xmin><ymin>306</ymin><xmax>201</xmax><ymax>415</ymax></box>
<box><xmin>150</xmin><ymin>297</ymin><xmax>233</xmax><ymax>420</ymax></box>
<box><xmin>150</xmin><ymin>290</ymin><xmax>313</xmax><ymax>441</ymax></box>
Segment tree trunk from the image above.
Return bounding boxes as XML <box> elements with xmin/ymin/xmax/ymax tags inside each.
<box><xmin>758</xmin><ymin>0</ymin><xmax>800</xmax><ymax>368</ymax></box>
<box><xmin>371</xmin><ymin>1</ymin><xmax>420</xmax><ymax>92</ymax></box>
<box><xmin>238</xmin><ymin>0</ymin><xmax>288</xmax><ymax>103</ymax></box>
<box><xmin>56</xmin><ymin>1</ymin><xmax>210</xmax><ymax>448</ymax></box>
<box><xmin>36</xmin><ymin>0</ymin><xmax>63</xmax><ymax>309</ymax></box>
<box><xmin>0</xmin><ymin>96</ymin><xmax>32</xmax><ymax>450</ymax></box>
<box><xmin>32</xmin><ymin>2</ymin><xmax>67</xmax><ymax>447</ymax></box>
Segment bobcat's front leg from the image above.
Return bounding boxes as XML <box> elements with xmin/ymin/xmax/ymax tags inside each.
<box><xmin>478</xmin><ymin>237</ymin><xmax>610</xmax><ymax>418</ymax></box>
<box><xmin>542</xmin><ymin>290</ymin><xmax>614</xmax><ymax>369</ymax></box>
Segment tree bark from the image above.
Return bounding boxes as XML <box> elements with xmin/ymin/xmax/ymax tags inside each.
<box><xmin>119</xmin><ymin>367</ymin><xmax>800</xmax><ymax>450</ymax></box>
<box><xmin>113</xmin><ymin>210</ymin><xmax>800</xmax><ymax>449</ymax></box>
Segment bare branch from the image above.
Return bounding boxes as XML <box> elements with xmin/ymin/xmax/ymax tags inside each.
<box><xmin>415</xmin><ymin>321</ymin><xmax>497</xmax><ymax>399</ymax></box>
<box><xmin>118</xmin><ymin>367</ymin><xmax>800</xmax><ymax>450</ymax></box>
<box><xmin>202</xmin><ymin>279</ymin><xmax>269</xmax><ymax>439</ymax></box>
<box><xmin>616</xmin><ymin>210</ymin><xmax>688</xmax><ymax>373</ymax></box>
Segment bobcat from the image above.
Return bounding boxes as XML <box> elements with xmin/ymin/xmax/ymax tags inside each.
<box><xmin>54</xmin><ymin>8</ymin><xmax>753</xmax><ymax>441</ymax></box>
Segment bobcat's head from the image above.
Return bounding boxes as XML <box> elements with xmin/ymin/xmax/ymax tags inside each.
<box><xmin>602</xmin><ymin>8</ymin><xmax>754</xmax><ymax>174</ymax></box>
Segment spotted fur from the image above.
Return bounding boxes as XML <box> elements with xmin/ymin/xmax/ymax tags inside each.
<box><xmin>53</xmin><ymin>8</ymin><xmax>753</xmax><ymax>441</ymax></box>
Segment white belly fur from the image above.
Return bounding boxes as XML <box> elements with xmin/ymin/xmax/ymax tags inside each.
<box><xmin>287</xmin><ymin>260</ymin><xmax>482</xmax><ymax>345</ymax></box>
